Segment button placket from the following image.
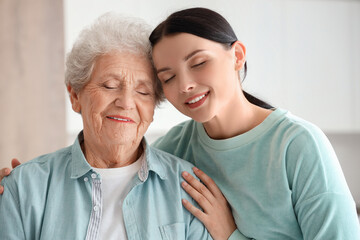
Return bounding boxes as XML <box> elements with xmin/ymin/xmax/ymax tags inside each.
<box><xmin>85</xmin><ymin>178</ymin><xmax>102</xmax><ymax>240</ymax></box>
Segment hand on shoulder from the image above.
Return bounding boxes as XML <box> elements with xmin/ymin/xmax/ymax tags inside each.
<box><xmin>0</xmin><ymin>158</ymin><xmax>21</xmax><ymax>194</ymax></box>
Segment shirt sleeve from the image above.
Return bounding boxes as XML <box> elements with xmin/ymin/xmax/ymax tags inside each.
<box><xmin>286</xmin><ymin>126</ymin><xmax>360</xmax><ymax>239</ymax></box>
<box><xmin>0</xmin><ymin>177</ymin><xmax>25</xmax><ymax>239</ymax></box>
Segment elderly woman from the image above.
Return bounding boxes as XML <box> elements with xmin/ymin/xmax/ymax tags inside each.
<box><xmin>0</xmin><ymin>13</ymin><xmax>211</xmax><ymax>240</ymax></box>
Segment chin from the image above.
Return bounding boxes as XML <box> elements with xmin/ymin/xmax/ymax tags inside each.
<box><xmin>188</xmin><ymin>113</ymin><xmax>214</xmax><ymax>124</ymax></box>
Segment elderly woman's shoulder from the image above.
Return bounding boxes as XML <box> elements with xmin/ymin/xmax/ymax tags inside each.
<box><xmin>6</xmin><ymin>145</ymin><xmax>73</xmax><ymax>181</ymax></box>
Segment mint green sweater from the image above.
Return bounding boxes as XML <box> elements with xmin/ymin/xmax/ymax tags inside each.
<box><xmin>152</xmin><ymin>108</ymin><xmax>360</xmax><ymax>239</ymax></box>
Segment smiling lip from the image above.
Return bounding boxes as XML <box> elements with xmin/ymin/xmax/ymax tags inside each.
<box><xmin>106</xmin><ymin>115</ymin><xmax>135</xmax><ymax>123</ymax></box>
<box><xmin>185</xmin><ymin>91</ymin><xmax>209</xmax><ymax>109</ymax></box>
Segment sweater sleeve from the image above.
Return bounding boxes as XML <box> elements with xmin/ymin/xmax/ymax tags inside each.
<box><xmin>296</xmin><ymin>192</ymin><xmax>359</xmax><ymax>239</ymax></box>
<box><xmin>228</xmin><ymin>229</ymin><xmax>253</xmax><ymax>240</ymax></box>
<box><xmin>286</xmin><ymin>126</ymin><xmax>360</xmax><ymax>239</ymax></box>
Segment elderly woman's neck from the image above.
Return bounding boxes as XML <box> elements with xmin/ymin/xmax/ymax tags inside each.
<box><xmin>81</xmin><ymin>140</ymin><xmax>143</xmax><ymax>168</ymax></box>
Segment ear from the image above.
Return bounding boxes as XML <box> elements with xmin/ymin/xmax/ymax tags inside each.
<box><xmin>232</xmin><ymin>41</ymin><xmax>246</xmax><ymax>71</ymax></box>
<box><xmin>67</xmin><ymin>85</ymin><xmax>81</xmax><ymax>113</ymax></box>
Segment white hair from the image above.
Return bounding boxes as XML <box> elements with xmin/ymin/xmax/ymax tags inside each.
<box><xmin>65</xmin><ymin>12</ymin><xmax>156</xmax><ymax>92</ymax></box>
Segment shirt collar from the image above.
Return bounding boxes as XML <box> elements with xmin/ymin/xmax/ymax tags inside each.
<box><xmin>138</xmin><ymin>138</ymin><xmax>167</xmax><ymax>182</ymax></box>
<box><xmin>70</xmin><ymin>131</ymin><xmax>167</xmax><ymax>181</ymax></box>
<box><xmin>70</xmin><ymin>131</ymin><xmax>93</xmax><ymax>179</ymax></box>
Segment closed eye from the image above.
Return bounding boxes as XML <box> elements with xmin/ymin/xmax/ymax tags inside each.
<box><xmin>104</xmin><ymin>86</ymin><xmax>116</xmax><ymax>89</ymax></box>
<box><xmin>191</xmin><ymin>61</ymin><xmax>206</xmax><ymax>68</ymax></box>
<box><xmin>137</xmin><ymin>91</ymin><xmax>150</xmax><ymax>95</ymax></box>
<box><xmin>164</xmin><ymin>75</ymin><xmax>175</xmax><ymax>84</ymax></box>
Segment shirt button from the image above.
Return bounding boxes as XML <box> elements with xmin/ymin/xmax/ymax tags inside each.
<box><xmin>93</xmin><ymin>205</ymin><xmax>99</xmax><ymax>212</ymax></box>
<box><xmin>84</xmin><ymin>177</ymin><xmax>88</xmax><ymax>182</ymax></box>
<box><xmin>91</xmin><ymin>173</ymin><xmax>97</xmax><ymax>179</ymax></box>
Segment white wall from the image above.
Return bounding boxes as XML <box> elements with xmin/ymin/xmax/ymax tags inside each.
<box><xmin>64</xmin><ymin>0</ymin><xmax>360</xmax><ymax>204</ymax></box>
<box><xmin>64</xmin><ymin>0</ymin><xmax>360</xmax><ymax>138</ymax></box>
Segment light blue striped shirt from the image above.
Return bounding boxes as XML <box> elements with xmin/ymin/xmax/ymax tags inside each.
<box><xmin>0</xmin><ymin>132</ymin><xmax>211</xmax><ymax>240</ymax></box>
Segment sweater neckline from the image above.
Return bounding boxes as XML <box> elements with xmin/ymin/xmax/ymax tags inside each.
<box><xmin>195</xmin><ymin>108</ymin><xmax>287</xmax><ymax>150</ymax></box>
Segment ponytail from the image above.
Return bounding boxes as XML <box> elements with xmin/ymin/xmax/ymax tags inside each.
<box><xmin>243</xmin><ymin>91</ymin><xmax>273</xmax><ymax>109</ymax></box>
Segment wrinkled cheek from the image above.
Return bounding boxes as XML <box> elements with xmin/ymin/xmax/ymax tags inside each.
<box><xmin>91</xmin><ymin>113</ymin><xmax>103</xmax><ymax>136</ymax></box>
<box><xmin>136</xmin><ymin>108</ymin><xmax>154</xmax><ymax>139</ymax></box>
<box><xmin>82</xmin><ymin>108</ymin><xmax>102</xmax><ymax>140</ymax></box>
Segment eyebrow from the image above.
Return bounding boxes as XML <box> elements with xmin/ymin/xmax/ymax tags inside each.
<box><xmin>137</xmin><ymin>79</ymin><xmax>153</xmax><ymax>89</ymax></box>
<box><xmin>184</xmin><ymin>49</ymin><xmax>205</xmax><ymax>61</ymax></box>
<box><xmin>156</xmin><ymin>49</ymin><xmax>205</xmax><ymax>74</ymax></box>
<box><xmin>156</xmin><ymin>67</ymin><xmax>171</xmax><ymax>74</ymax></box>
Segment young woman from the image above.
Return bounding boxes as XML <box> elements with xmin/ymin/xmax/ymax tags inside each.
<box><xmin>1</xmin><ymin>7</ymin><xmax>359</xmax><ymax>240</ymax></box>
<box><xmin>149</xmin><ymin>7</ymin><xmax>360</xmax><ymax>240</ymax></box>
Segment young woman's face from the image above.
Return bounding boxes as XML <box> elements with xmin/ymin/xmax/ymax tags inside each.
<box><xmin>152</xmin><ymin>33</ymin><xmax>245</xmax><ymax>123</ymax></box>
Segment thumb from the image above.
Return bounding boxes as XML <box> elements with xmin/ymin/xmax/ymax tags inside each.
<box><xmin>11</xmin><ymin>158</ymin><xmax>21</xmax><ymax>169</ymax></box>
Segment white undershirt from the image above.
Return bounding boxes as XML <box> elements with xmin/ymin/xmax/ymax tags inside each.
<box><xmin>93</xmin><ymin>154</ymin><xmax>143</xmax><ymax>240</ymax></box>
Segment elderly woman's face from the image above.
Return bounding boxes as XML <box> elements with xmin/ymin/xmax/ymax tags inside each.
<box><xmin>70</xmin><ymin>51</ymin><xmax>155</xmax><ymax>147</ymax></box>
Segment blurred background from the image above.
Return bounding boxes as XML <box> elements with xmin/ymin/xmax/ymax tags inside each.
<box><xmin>1</xmin><ymin>0</ymin><xmax>359</xmax><ymax>213</ymax></box>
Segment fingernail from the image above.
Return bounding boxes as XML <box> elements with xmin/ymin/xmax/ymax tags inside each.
<box><xmin>182</xmin><ymin>181</ymin><xmax>188</xmax><ymax>187</ymax></box>
<box><xmin>182</xmin><ymin>171</ymin><xmax>189</xmax><ymax>177</ymax></box>
<box><xmin>193</xmin><ymin>167</ymin><xmax>199</xmax><ymax>172</ymax></box>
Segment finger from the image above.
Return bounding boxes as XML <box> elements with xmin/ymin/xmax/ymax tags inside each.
<box><xmin>182</xmin><ymin>180</ymin><xmax>213</xmax><ymax>212</ymax></box>
<box><xmin>193</xmin><ymin>167</ymin><xmax>224</xmax><ymax>199</ymax></box>
<box><xmin>0</xmin><ymin>168</ymin><xmax>11</xmax><ymax>181</ymax></box>
<box><xmin>182</xmin><ymin>198</ymin><xmax>208</xmax><ymax>224</ymax></box>
<box><xmin>0</xmin><ymin>185</ymin><xmax>4</xmax><ymax>194</ymax></box>
<box><xmin>182</xmin><ymin>171</ymin><xmax>215</xmax><ymax>203</ymax></box>
<box><xmin>11</xmin><ymin>158</ymin><xmax>21</xmax><ymax>169</ymax></box>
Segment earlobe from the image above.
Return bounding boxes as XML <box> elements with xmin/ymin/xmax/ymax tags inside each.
<box><xmin>233</xmin><ymin>41</ymin><xmax>246</xmax><ymax>71</ymax></box>
<box><xmin>67</xmin><ymin>85</ymin><xmax>81</xmax><ymax>113</ymax></box>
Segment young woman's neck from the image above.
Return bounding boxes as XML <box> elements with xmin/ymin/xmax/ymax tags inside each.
<box><xmin>202</xmin><ymin>92</ymin><xmax>272</xmax><ymax>140</ymax></box>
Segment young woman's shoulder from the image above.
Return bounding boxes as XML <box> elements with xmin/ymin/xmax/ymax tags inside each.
<box><xmin>279</xmin><ymin>111</ymin><xmax>347</xmax><ymax>194</ymax></box>
<box><xmin>151</xmin><ymin>119</ymin><xmax>197</xmax><ymax>154</ymax></box>
<box><xmin>274</xmin><ymin>109</ymin><xmax>329</xmax><ymax>145</ymax></box>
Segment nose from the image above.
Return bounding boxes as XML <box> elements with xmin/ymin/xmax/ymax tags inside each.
<box><xmin>114</xmin><ymin>90</ymin><xmax>135</xmax><ymax>110</ymax></box>
<box><xmin>179</xmin><ymin>74</ymin><xmax>195</xmax><ymax>93</ymax></box>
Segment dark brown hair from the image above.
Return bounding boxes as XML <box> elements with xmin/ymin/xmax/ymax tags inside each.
<box><xmin>149</xmin><ymin>7</ymin><xmax>272</xmax><ymax>109</ymax></box>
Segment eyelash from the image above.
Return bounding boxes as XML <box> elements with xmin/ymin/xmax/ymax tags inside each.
<box><xmin>164</xmin><ymin>75</ymin><xmax>175</xmax><ymax>84</ymax></box>
<box><xmin>162</xmin><ymin>61</ymin><xmax>206</xmax><ymax>84</ymax></box>
<box><xmin>137</xmin><ymin>91</ymin><xmax>149</xmax><ymax>95</ymax></box>
<box><xmin>191</xmin><ymin>61</ymin><xmax>206</xmax><ymax>68</ymax></box>
<box><xmin>104</xmin><ymin>85</ymin><xmax>116</xmax><ymax>89</ymax></box>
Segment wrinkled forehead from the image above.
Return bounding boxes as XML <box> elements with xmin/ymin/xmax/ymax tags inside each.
<box><xmin>92</xmin><ymin>51</ymin><xmax>155</xmax><ymax>82</ymax></box>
